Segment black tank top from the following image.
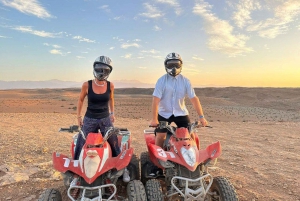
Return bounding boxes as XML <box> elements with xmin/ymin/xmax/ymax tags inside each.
<box><xmin>85</xmin><ymin>80</ymin><xmax>110</xmax><ymax>119</ymax></box>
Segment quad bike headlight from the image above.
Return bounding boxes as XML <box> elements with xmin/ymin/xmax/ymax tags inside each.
<box><xmin>181</xmin><ymin>147</ymin><xmax>196</xmax><ymax>167</ymax></box>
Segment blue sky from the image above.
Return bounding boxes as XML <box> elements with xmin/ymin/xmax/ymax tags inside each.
<box><xmin>1</xmin><ymin>0</ymin><xmax>300</xmax><ymax>87</ymax></box>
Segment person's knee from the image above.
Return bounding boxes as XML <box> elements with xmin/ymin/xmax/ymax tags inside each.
<box><xmin>156</xmin><ymin>133</ymin><xmax>166</xmax><ymax>140</ymax></box>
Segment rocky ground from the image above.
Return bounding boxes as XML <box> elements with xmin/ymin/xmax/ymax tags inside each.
<box><xmin>0</xmin><ymin>87</ymin><xmax>299</xmax><ymax>201</ymax></box>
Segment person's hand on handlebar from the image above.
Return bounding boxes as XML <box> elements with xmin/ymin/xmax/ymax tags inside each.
<box><xmin>198</xmin><ymin>117</ymin><xmax>208</xmax><ymax>127</ymax></box>
<box><xmin>149</xmin><ymin>119</ymin><xmax>159</xmax><ymax>127</ymax></box>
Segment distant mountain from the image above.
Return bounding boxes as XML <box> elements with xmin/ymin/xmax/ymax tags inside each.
<box><xmin>0</xmin><ymin>79</ymin><xmax>154</xmax><ymax>89</ymax></box>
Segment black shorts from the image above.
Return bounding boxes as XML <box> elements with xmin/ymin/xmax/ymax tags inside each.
<box><xmin>155</xmin><ymin>114</ymin><xmax>190</xmax><ymax>133</ymax></box>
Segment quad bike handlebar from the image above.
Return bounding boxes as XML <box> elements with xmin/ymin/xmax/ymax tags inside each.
<box><xmin>59</xmin><ymin>125</ymin><xmax>130</xmax><ymax>141</ymax></box>
<box><xmin>59</xmin><ymin>125</ymin><xmax>79</xmax><ymax>133</ymax></box>
<box><xmin>150</xmin><ymin>121</ymin><xmax>212</xmax><ymax>135</ymax></box>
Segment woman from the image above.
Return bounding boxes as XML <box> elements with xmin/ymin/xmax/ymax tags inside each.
<box><xmin>72</xmin><ymin>55</ymin><xmax>129</xmax><ymax>185</ymax></box>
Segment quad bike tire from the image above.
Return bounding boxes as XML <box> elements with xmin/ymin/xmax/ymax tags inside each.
<box><xmin>140</xmin><ymin>151</ymin><xmax>155</xmax><ymax>184</ymax></box>
<box><xmin>127</xmin><ymin>153</ymin><xmax>140</xmax><ymax>180</ymax></box>
<box><xmin>38</xmin><ymin>188</ymin><xmax>62</xmax><ymax>201</ymax></box>
<box><xmin>145</xmin><ymin>179</ymin><xmax>164</xmax><ymax>201</ymax></box>
<box><xmin>208</xmin><ymin>176</ymin><xmax>239</xmax><ymax>201</ymax></box>
<box><xmin>126</xmin><ymin>180</ymin><xmax>147</xmax><ymax>201</ymax></box>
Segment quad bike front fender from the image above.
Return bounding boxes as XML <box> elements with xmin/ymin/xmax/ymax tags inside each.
<box><xmin>198</xmin><ymin>141</ymin><xmax>221</xmax><ymax>163</ymax></box>
<box><xmin>52</xmin><ymin>152</ymin><xmax>83</xmax><ymax>176</ymax></box>
<box><xmin>148</xmin><ymin>143</ymin><xmax>168</xmax><ymax>162</ymax></box>
<box><xmin>114</xmin><ymin>148</ymin><xmax>133</xmax><ymax>170</ymax></box>
<box><xmin>52</xmin><ymin>148</ymin><xmax>133</xmax><ymax>179</ymax></box>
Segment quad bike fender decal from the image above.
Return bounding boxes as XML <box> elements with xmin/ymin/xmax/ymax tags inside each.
<box><xmin>198</xmin><ymin>141</ymin><xmax>221</xmax><ymax>162</ymax></box>
<box><xmin>148</xmin><ymin>144</ymin><xmax>168</xmax><ymax>161</ymax></box>
<box><xmin>98</xmin><ymin>145</ymin><xmax>110</xmax><ymax>172</ymax></box>
<box><xmin>89</xmin><ymin>148</ymin><xmax>133</xmax><ymax>178</ymax></box>
<box><xmin>52</xmin><ymin>152</ymin><xmax>83</xmax><ymax>176</ymax></box>
<box><xmin>115</xmin><ymin>148</ymin><xmax>133</xmax><ymax>170</ymax></box>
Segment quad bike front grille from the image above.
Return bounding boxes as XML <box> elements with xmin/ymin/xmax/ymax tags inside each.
<box><xmin>177</xmin><ymin>164</ymin><xmax>202</xmax><ymax>187</ymax></box>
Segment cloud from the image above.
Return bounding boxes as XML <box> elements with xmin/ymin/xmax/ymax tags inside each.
<box><xmin>183</xmin><ymin>67</ymin><xmax>201</xmax><ymax>75</ymax></box>
<box><xmin>139</xmin><ymin>66</ymin><xmax>147</xmax><ymax>69</ymax></box>
<box><xmin>139</xmin><ymin>3</ymin><xmax>164</xmax><ymax>18</ymax></box>
<box><xmin>52</xmin><ymin>44</ymin><xmax>61</xmax><ymax>49</ymax></box>
<box><xmin>76</xmin><ymin>56</ymin><xmax>85</xmax><ymax>59</ymax></box>
<box><xmin>50</xmin><ymin>49</ymin><xmax>62</xmax><ymax>55</ymax></box>
<box><xmin>0</xmin><ymin>35</ymin><xmax>9</xmax><ymax>38</ymax></box>
<box><xmin>121</xmin><ymin>54</ymin><xmax>132</xmax><ymax>59</ymax></box>
<box><xmin>150</xmin><ymin>55</ymin><xmax>163</xmax><ymax>59</ymax></box>
<box><xmin>193</xmin><ymin>0</ymin><xmax>252</xmax><ymax>57</ymax></box>
<box><xmin>153</xmin><ymin>25</ymin><xmax>161</xmax><ymax>31</ymax></box>
<box><xmin>264</xmin><ymin>44</ymin><xmax>269</xmax><ymax>50</ymax></box>
<box><xmin>121</xmin><ymin>43</ymin><xmax>140</xmax><ymax>49</ymax></box>
<box><xmin>141</xmin><ymin>49</ymin><xmax>160</xmax><ymax>54</ymax></box>
<box><xmin>99</xmin><ymin>5</ymin><xmax>110</xmax><ymax>12</ymax></box>
<box><xmin>73</xmin><ymin>36</ymin><xmax>95</xmax><ymax>43</ymax></box>
<box><xmin>232</xmin><ymin>0</ymin><xmax>261</xmax><ymax>28</ymax></box>
<box><xmin>12</xmin><ymin>26</ymin><xmax>60</xmax><ymax>37</ymax></box>
<box><xmin>192</xmin><ymin>55</ymin><xmax>204</xmax><ymax>61</ymax></box>
<box><xmin>155</xmin><ymin>0</ymin><xmax>182</xmax><ymax>15</ymax></box>
<box><xmin>109</xmin><ymin>47</ymin><xmax>115</xmax><ymax>50</ymax></box>
<box><xmin>113</xmin><ymin>36</ymin><xmax>124</xmax><ymax>42</ymax></box>
<box><xmin>246</xmin><ymin>0</ymin><xmax>300</xmax><ymax>38</ymax></box>
<box><xmin>1</xmin><ymin>0</ymin><xmax>53</xmax><ymax>19</ymax></box>
<box><xmin>43</xmin><ymin>43</ymin><xmax>61</xmax><ymax>48</ymax></box>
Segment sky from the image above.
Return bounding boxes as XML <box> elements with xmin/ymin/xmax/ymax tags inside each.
<box><xmin>0</xmin><ymin>0</ymin><xmax>300</xmax><ymax>87</ymax></box>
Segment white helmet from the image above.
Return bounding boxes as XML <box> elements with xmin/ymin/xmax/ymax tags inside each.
<box><xmin>164</xmin><ymin>52</ymin><xmax>183</xmax><ymax>77</ymax></box>
<box><xmin>93</xmin><ymin>56</ymin><xmax>113</xmax><ymax>81</ymax></box>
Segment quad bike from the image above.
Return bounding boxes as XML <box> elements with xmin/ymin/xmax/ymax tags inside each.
<box><xmin>141</xmin><ymin>121</ymin><xmax>239</xmax><ymax>201</ymax></box>
<box><xmin>39</xmin><ymin>125</ymin><xmax>146</xmax><ymax>201</ymax></box>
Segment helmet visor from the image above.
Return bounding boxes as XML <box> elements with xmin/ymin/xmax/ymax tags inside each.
<box><xmin>94</xmin><ymin>63</ymin><xmax>111</xmax><ymax>74</ymax></box>
<box><xmin>165</xmin><ymin>60</ymin><xmax>182</xmax><ymax>69</ymax></box>
<box><xmin>94</xmin><ymin>63</ymin><xmax>111</xmax><ymax>80</ymax></box>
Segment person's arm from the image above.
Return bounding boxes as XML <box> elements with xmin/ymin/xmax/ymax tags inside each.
<box><xmin>150</xmin><ymin>96</ymin><xmax>160</xmax><ymax>126</ymax></box>
<box><xmin>77</xmin><ymin>82</ymin><xmax>88</xmax><ymax>126</ymax></box>
<box><xmin>109</xmin><ymin>82</ymin><xmax>115</xmax><ymax>123</ymax></box>
<box><xmin>190</xmin><ymin>96</ymin><xmax>208</xmax><ymax>126</ymax></box>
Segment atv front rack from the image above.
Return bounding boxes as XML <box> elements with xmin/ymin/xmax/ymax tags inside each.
<box><xmin>68</xmin><ymin>183</ymin><xmax>118</xmax><ymax>201</ymax></box>
<box><xmin>168</xmin><ymin>173</ymin><xmax>213</xmax><ymax>201</ymax></box>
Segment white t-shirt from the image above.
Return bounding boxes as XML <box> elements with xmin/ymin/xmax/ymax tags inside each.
<box><xmin>153</xmin><ymin>74</ymin><xmax>196</xmax><ymax>119</ymax></box>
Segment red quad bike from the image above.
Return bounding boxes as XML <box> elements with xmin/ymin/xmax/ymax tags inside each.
<box><xmin>39</xmin><ymin>125</ymin><xmax>146</xmax><ymax>201</ymax></box>
<box><xmin>141</xmin><ymin>121</ymin><xmax>239</xmax><ymax>201</ymax></box>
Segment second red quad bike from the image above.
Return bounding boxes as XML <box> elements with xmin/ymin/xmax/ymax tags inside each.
<box><xmin>39</xmin><ymin>125</ymin><xmax>146</xmax><ymax>201</ymax></box>
<box><xmin>141</xmin><ymin>121</ymin><xmax>238</xmax><ymax>201</ymax></box>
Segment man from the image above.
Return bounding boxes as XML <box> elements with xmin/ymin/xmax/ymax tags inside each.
<box><xmin>150</xmin><ymin>52</ymin><xmax>208</xmax><ymax>148</ymax></box>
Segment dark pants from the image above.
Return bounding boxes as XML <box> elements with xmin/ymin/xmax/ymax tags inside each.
<box><xmin>155</xmin><ymin>114</ymin><xmax>191</xmax><ymax>133</ymax></box>
<box><xmin>74</xmin><ymin>116</ymin><xmax>120</xmax><ymax>160</ymax></box>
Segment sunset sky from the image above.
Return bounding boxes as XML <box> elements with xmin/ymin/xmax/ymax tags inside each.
<box><xmin>0</xmin><ymin>0</ymin><xmax>299</xmax><ymax>87</ymax></box>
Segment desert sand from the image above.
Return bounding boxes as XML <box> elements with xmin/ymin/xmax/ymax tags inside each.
<box><xmin>0</xmin><ymin>87</ymin><xmax>299</xmax><ymax>201</ymax></box>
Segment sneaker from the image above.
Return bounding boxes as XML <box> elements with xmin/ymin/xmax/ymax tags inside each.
<box><xmin>149</xmin><ymin>166</ymin><xmax>163</xmax><ymax>177</ymax></box>
<box><xmin>122</xmin><ymin>168</ymin><xmax>130</xmax><ymax>183</ymax></box>
<box><xmin>70</xmin><ymin>177</ymin><xmax>79</xmax><ymax>187</ymax></box>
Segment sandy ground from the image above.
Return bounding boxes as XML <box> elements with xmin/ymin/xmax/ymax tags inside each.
<box><xmin>0</xmin><ymin>87</ymin><xmax>299</xmax><ymax>201</ymax></box>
